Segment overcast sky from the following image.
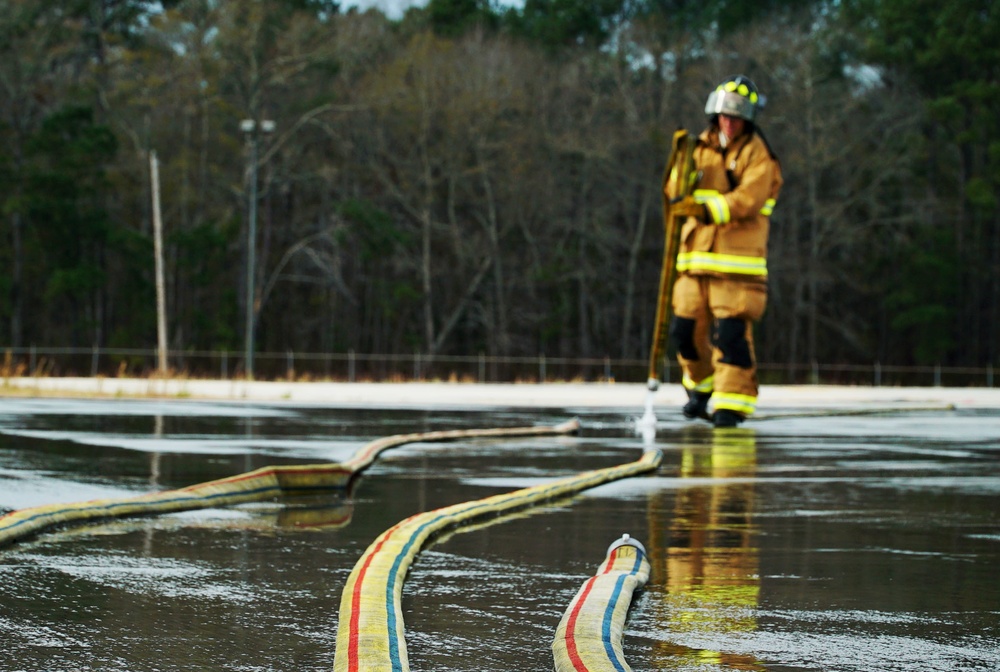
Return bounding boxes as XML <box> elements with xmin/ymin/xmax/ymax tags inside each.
<box><xmin>341</xmin><ymin>0</ymin><xmax>524</xmax><ymax>19</ymax></box>
<box><xmin>341</xmin><ymin>0</ymin><xmax>425</xmax><ymax>18</ymax></box>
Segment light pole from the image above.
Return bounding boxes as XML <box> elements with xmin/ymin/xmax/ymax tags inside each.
<box><xmin>240</xmin><ymin>118</ymin><xmax>274</xmax><ymax>379</ymax></box>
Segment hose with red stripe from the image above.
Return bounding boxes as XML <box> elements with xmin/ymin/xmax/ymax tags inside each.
<box><xmin>552</xmin><ymin>534</ymin><xmax>651</xmax><ymax>672</ymax></box>
<box><xmin>0</xmin><ymin>418</ymin><xmax>582</xmax><ymax>549</ymax></box>
<box><xmin>333</xmin><ymin>449</ymin><xmax>662</xmax><ymax>672</ymax></box>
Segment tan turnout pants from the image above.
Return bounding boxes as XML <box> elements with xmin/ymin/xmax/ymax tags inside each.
<box><xmin>670</xmin><ymin>274</ymin><xmax>767</xmax><ymax>416</ymax></box>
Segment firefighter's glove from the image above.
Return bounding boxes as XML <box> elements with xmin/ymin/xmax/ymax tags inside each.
<box><xmin>672</xmin><ymin>196</ymin><xmax>708</xmax><ymax>222</ymax></box>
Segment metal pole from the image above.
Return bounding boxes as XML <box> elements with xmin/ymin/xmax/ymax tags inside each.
<box><xmin>150</xmin><ymin>151</ymin><xmax>168</xmax><ymax>375</ymax></box>
<box><xmin>244</xmin><ymin>128</ymin><xmax>258</xmax><ymax>380</ymax></box>
<box><xmin>240</xmin><ymin>120</ymin><xmax>274</xmax><ymax>381</ymax></box>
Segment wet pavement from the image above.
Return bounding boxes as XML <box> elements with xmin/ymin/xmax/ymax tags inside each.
<box><xmin>0</xmin><ymin>397</ymin><xmax>998</xmax><ymax>671</ymax></box>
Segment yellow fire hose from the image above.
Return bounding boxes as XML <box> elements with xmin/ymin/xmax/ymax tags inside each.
<box><xmin>0</xmin><ymin>418</ymin><xmax>581</xmax><ymax>549</ymax></box>
<box><xmin>552</xmin><ymin>534</ymin><xmax>651</xmax><ymax>672</ymax></box>
<box><xmin>1</xmin><ymin>415</ymin><xmax>662</xmax><ymax>672</ymax></box>
<box><xmin>333</xmin><ymin>449</ymin><xmax>662</xmax><ymax>672</ymax></box>
<box><xmin>647</xmin><ymin>129</ymin><xmax>697</xmax><ymax>392</ymax></box>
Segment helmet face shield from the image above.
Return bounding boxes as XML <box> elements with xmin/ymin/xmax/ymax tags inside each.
<box><xmin>705</xmin><ymin>89</ymin><xmax>756</xmax><ymax>121</ymax></box>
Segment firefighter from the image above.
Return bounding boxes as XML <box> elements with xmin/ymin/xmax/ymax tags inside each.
<box><xmin>667</xmin><ymin>75</ymin><xmax>783</xmax><ymax>428</ymax></box>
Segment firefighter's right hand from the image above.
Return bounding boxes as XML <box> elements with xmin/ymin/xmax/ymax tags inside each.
<box><xmin>671</xmin><ymin>196</ymin><xmax>707</xmax><ymax>221</ymax></box>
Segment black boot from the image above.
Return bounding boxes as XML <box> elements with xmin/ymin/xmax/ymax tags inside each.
<box><xmin>682</xmin><ymin>391</ymin><xmax>712</xmax><ymax>420</ymax></box>
<box><xmin>712</xmin><ymin>409</ymin><xmax>744</xmax><ymax>428</ymax></box>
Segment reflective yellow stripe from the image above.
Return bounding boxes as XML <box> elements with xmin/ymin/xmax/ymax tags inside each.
<box><xmin>692</xmin><ymin>189</ymin><xmax>775</xmax><ymax>221</ymax></box>
<box><xmin>693</xmin><ymin>189</ymin><xmax>730</xmax><ymax>224</ymax></box>
<box><xmin>713</xmin><ymin>392</ymin><xmax>757</xmax><ymax>416</ymax></box>
<box><xmin>682</xmin><ymin>374</ymin><xmax>714</xmax><ymax>394</ymax></box>
<box><xmin>677</xmin><ymin>251</ymin><xmax>767</xmax><ymax>276</ymax></box>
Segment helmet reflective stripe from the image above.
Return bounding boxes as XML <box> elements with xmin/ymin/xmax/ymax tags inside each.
<box><xmin>724</xmin><ymin>80</ymin><xmax>759</xmax><ymax>104</ymax></box>
<box><xmin>693</xmin><ymin>189</ymin><xmax>730</xmax><ymax>223</ymax></box>
<box><xmin>677</xmin><ymin>251</ymin><xmax>768</xmax><ymax>277</ymax></box>
<box><xmin>712</xmin><ymin>391</ymin><xmax>757</xmax><ymax>416</ymax></box>
<box><xmin>760</xmin><ymin>198</ymin><xmax>776</xmax><ymax>216</ymax></box>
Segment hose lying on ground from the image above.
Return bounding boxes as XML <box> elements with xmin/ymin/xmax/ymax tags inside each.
<box><xmin>752</xmin><ymin>404</ymin><xmax>955</xmax><ymax>421</ymax></box>
<box><xmin>333</xmin><ymin>449</ymin><xmax>662</xmax><ymax>672</ymax></box>
<box><xmin>0</xmin><ymin>418</ymin><xmax>581</xmax><ymax>549</ymax></box>
<box><xmin>552</xmin><ymin>534</ymin><xmax>651</xmax><ymax>672</ymax></box>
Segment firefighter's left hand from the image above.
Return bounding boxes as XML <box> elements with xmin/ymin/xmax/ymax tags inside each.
<box><xmin>671</xmin><ymin>196</ymin><xmax>708</xmax><ymax>221</ymax></box>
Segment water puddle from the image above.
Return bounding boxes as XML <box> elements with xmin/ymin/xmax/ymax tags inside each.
<box><xmin>0</xmin><ymin>398</ymin><xmax>997</xmax><ymax>671</ymax></box>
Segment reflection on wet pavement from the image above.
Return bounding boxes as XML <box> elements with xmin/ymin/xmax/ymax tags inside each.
<box><xmin>0</xmin><ymin>399</ymin><xmax>997</xmax><ymax>671</ymax></box>
<box><xmin>644</xmin><ymin>430</ymin><xmax>764</xmax><ymax>670</ymax></box>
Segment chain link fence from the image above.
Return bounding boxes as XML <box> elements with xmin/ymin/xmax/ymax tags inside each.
<box><xmin>1</xmin><ymin>346</ymin><xmax>995</xmax><ymax>388</ymax></box>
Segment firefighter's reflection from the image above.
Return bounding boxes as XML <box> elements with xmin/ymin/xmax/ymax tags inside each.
<box><xmin>648</xmin><ymin>428</ymin><xmax>763</xmax><ymax>670</ymax></box>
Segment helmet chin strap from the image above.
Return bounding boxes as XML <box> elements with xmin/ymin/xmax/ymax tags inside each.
<box><xmin>719</xmin><ymin>130</ymin><xmax>729</xmax><ymax>148</ymax></box>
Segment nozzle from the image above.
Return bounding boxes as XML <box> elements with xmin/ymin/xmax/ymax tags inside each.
<box><xmin>607</xmin><ymin>533</ymin><xmax>646</xmax><ymax>556</ymax></box>
<box><xmin>646</xmin><ymin>377</ymin><xmax>659</xmax><ymax>392</ymax></box>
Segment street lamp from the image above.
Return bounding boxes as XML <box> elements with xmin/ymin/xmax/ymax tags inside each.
<box><xmin>240</xmin><ymin>118</ymin><xmax>275</xmax><ymax>380</ymax></box>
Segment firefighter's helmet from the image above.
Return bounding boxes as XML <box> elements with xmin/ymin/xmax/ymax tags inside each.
<box><xmin>704</xmin><ymin>75</ymin><xmax>764</xmax><ymax>122</ymax></box>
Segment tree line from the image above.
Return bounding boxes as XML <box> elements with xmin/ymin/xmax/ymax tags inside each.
<box><xmin>0</xmin><ymin>0</ymin><xmax>997</xmax><ymax>376</ymax></box>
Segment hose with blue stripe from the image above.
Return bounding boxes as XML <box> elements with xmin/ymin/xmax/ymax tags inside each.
<box><xmin>1</xmin><ymin>414</ymin><xmax>660</xmax><ymax>672</ymax></box>
<box><xmin>552</xmin><ymin>534</ymin><xmax>651</xmax><ymax>672</ymax></box>
<box><xmin>0</xmin><ymin>418</ymin><xmax>581</xmax><ymax>549</ymax></box>
<box><xmin>333</xmin><ymin>449</ymin><xmax>661</xmax><ymax>672</ymax></box>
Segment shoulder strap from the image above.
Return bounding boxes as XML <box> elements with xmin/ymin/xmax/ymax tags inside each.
<box><xmin>753</xmin><ymin>127</ymin><xmax>779</xmax><ymax>162</ymax></box>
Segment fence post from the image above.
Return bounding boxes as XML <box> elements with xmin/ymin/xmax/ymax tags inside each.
<box><xmin>91</xmin><ymin>345</ymin><xmax>99</xmax><ymax>377</ymax></box>
<box><xmin>539</xmin><ymin>353</ymin><xmax>546</xmax><ymax>383</ymax></box>
<box><xmin>604</xmin><ymin>355</ymin><xmax>612</xmax><ymax>382</ymax></box>
<box><xmin>933</xmin><ymin>363</ymin><xmax>941</xmax><ymax>387</ymax></box>
<box><xmin>414</xmin><ymin>350</ymin><xmax>420</xmax><ymax>381</ymax></box>
<box><xmin>30</xmin><ymin>345</ymin><xmax>36</xmax><ymax>375</ymax></box>
<box><xmin>874</xmin><ymin>361</ymin><xmax>881</xmax><ymax>387</ymax></box>
<box><xmin>479</xmin><ymin>352</ymin><xmax>486</xmax><ymax>383</ymax></box>
<box><xmin>221</xmin><ymin>350</ymin><xmax>228</xmax><ymax>380</ymax></box>
<box><xmin>287</xmin><ymin>350</ymin><xmax>294</xmax><ymax>381</ymax></box>
<box><xmin>349</xmin><ymin>349</ymin><xmax>356</xmax><ymax>383</ymax></box>
<box><xmin>988</xmin><ymin>364</ymin><xmax>994</xmax><ymax>388</ymax></box>
<box><xmin>811</xmin><ymin>360</ymin><xmax>819</xmax><ymax>385</ymax></box>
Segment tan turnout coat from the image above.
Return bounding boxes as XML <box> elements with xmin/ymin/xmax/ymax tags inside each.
<box><xmin>672</xmin><ymin>127</ymin><xmax>782</xmax><ymax>284</ymax></box>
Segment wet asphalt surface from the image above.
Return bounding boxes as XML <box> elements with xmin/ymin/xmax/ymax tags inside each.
<box><xmin>0</xmin><ymin>397</ymin><xmax>997</xmax><ymax>672</ymax></box>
